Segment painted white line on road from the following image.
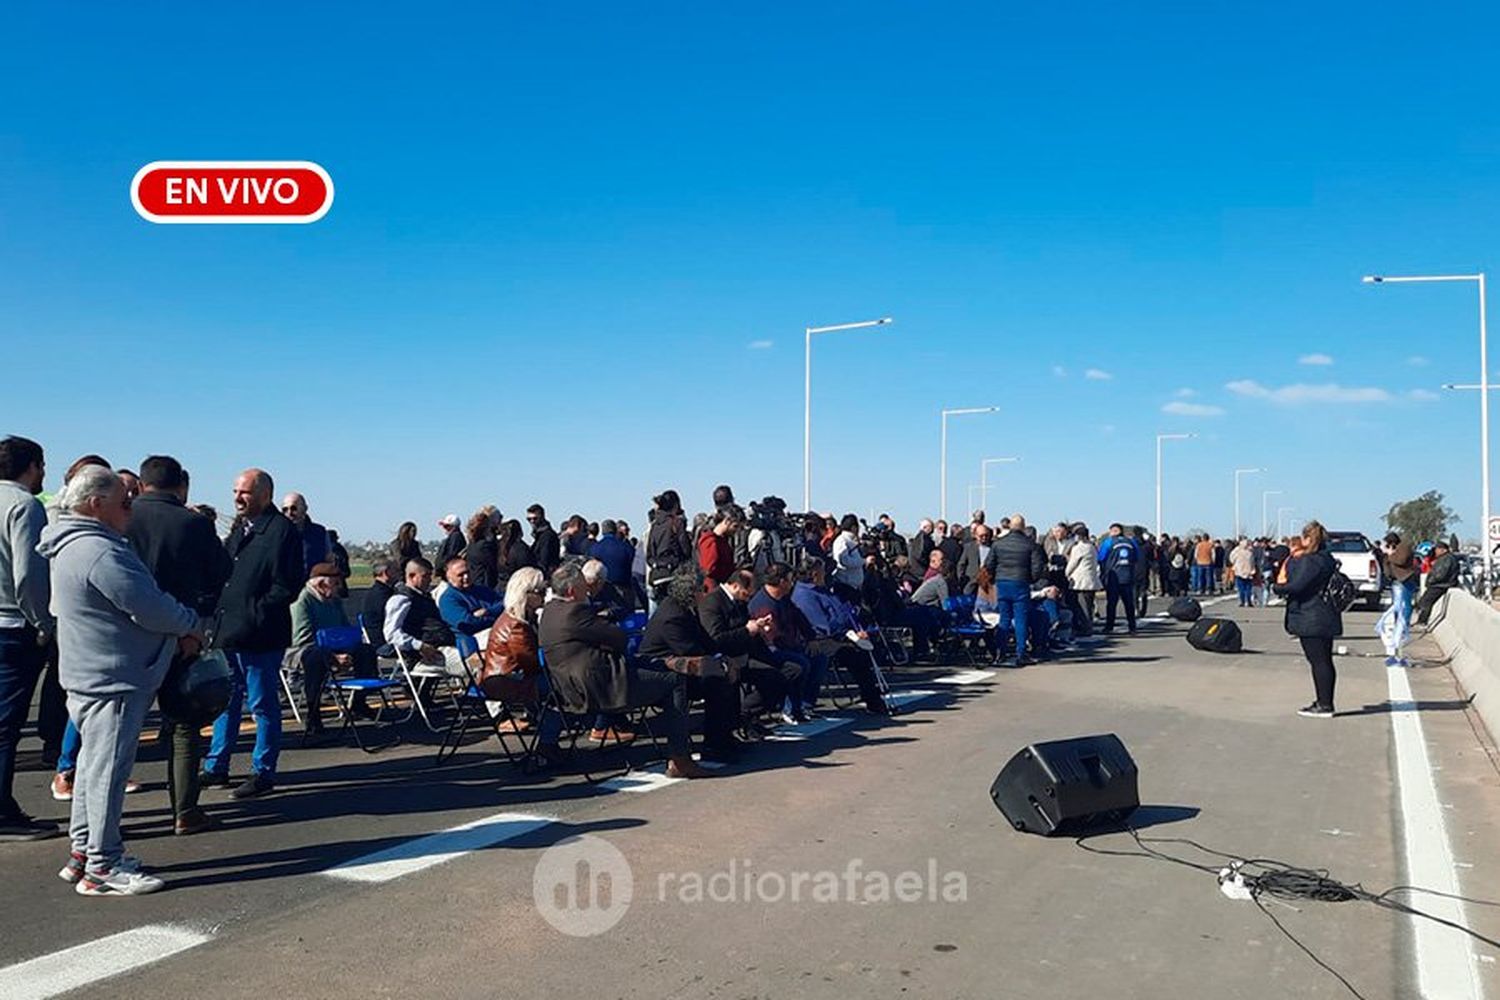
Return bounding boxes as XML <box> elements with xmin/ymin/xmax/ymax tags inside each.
<box><xmin>1385</xmin><ymin>664</ymin><xmax>1482</xmax><ymax>999</ymax></box>
<box><xmin>323</xmin><ymin>811</ymin><xmax>556</xmax><ymax>883</ymax></box>
<box><xmin>932</xmin><ymin>669</ymin><xmax>997</xmax><ymax>685</ymax></box>
<box><xmin>598</xmin><ymin>769</ymin><xmax>683</xmax><ymax>793</ymax></box>
<box><xmin>0</xmin><ymin>924</ymin><xmax>211</xmax><ymax>1000</ymax></box>
<box><xmin>885</xmin><ymin>688</ymin><xmax>940</xmax><ymax>709</ymax></box>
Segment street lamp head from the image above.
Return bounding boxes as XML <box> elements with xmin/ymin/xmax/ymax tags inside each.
<box><xmin>1362</xmin><ymin>275</ymin><xmax>1382</xmax><ymax>283</ymax></box>
<box><xmin>876</xmin><ymin>317</ymin><xmax>893</xmax><ymax>325</ymax></box>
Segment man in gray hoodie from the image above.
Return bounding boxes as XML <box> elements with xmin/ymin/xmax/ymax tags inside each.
<box><xmin>38</xmin><ymin>466</ymin><xmax>202</xmax><ymax>895</ymax></box>
<box><xmin>0</xmin><ymin>435</ymin><xmax>56</xmax><ymax>840</ymax></box>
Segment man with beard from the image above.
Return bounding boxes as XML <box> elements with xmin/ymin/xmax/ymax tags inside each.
<box><xmin>203</xmin><ymin>469</ymin><xmax>303</xmax><ymax>800</ymax></box>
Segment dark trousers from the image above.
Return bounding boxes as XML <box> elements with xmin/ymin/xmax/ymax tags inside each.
<box><xmin>0</xmin><ymin>625</ymin><xmax>44</xmax><ymax>818</ymax></box>
<box><xmin>741</xmin><ymin>657</ymin><xmax>802</xmax><ymax>718</ymax></box>
<box><xmin>37</xmin><ymin>638</ymin><xmax>67</xmax><ymax>763</ymax></box>
<box><xmin>689</xmin><ymin>674</ymin><xmax>740</xmax><ymax>751</ymax></box>
<box><xmin>1414</xmin><ymin>586</ymin><xmax>1450</xmax><ymax>626</ymax></box>
<box><xmin>891</xmin><ymin>605</ymin><xmax>940</xmax><ymax>657</ymax></box>
<box><xmin>164</xmin><ymin>720</ymin><xmax>202</xmax><ymax>819</ymax></box>
<box><xmin>298</xmin><ymin>644</ymin><xmax>378</xmax><ymax>729</ymax></box>
<box><xmin>1104</xmin><ymin>576</ymin><xmax>1137</xmax><ymax>633</ymax></box>
<box><xmin>1300</xmin><ymin>636</ymin><xmax>1336</xmax><ymax>708</ymax></box>
<box><xmin>623</xmin><ymin>662</ymin><xmax>690</xmax><ymax>756</ymax></box>
<box><xmin>1134</xmin><ymin>577</ymin><xmax>1149</xmax><ymax>617</ymax></box>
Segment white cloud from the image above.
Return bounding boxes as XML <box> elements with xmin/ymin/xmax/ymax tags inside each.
<box><xmin>1051</xmin><ymin>365</ymin><xmax>1068</xmax><ymax>378</ymax></box>
<box><xmin>1084</xmin><ymin>368</ymin><xmax>1113</xmax><ymax>381</ymax></box>
<box><xmin>1161</xmin><ymin>401</ymin><xmax>1225</xmax><ymax>417</ymax></box>
<box><xmin>1298</xmin><ymin>353</ymin><xmax>1334</xmax><ymax>366</ymax></box>
<box><xmin>747</xmin><ymin>339</ymin><xmax>774</xmax><ymax>350</ymax></box>
<box><xmin>1407</xmin><ymin>388</ymin><xmax>1440</xmax><ymax>401</ymax></box>
<box><xmin>1406</xmin><ymin>355</ymin><xmax>1429</xmax><ymax>367</ymax></box>
<box><xmin>1225</xmin><ymin>379</ymin><xmax>1392</xmax><ymax>405</ymax></box>
<box><xmin>1174</xmin><ymin>387</ymin><xmax>1198</xmax><ymax>398</ymax></box>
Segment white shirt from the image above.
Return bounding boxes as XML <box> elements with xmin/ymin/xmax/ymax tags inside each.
<box><xmin>831</xmin><ymin>531</ymin><xmax>865</xmax><ymax>589</ymax></box>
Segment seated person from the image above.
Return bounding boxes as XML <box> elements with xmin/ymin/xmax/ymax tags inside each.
<box><xmin>748</xmin><ymin>561</ymin><xmax>825</xmax><ymax>722</ymax></box>
<box><xmin>779</xmin><ymin>562</ymin><xmax>891</xmax><ymax>715</ymax></box>
<box><xmin>437</xmin><ymin>556</ymin><xmax>506</xmax><ymax>638</ymax></box>
<box><xmin>358</xmin><ymin>559</ymin><xmax>399</xmax><ymax>655</ymax></box>
<box><xmin>1414</xmin><ymin>540</ymin><xmax>1459</xmax><ymax>626</ymax></box>
<box><xmin>583</xmin><ymin>557</ymin><xmax>633</xmax><ymax>621</ymax></box>
<box><xmin>287</xmin><ymin>562</ymin><xmax>378</xmax><ymax>738</ymax></box>
<box><xmin>384</xmin><ymin>557</ymin><xmax>466</xmax><ymax>678</ymax></box>
<box><xmin>699</xmin><ymin>569</ymin><xmax>803</xmax><ymax>726</ymax></box>
<box><xmin>910</xmin><ymin>549</ymin><xmax>951</xmax><ymax>608</ymax></box>
<box><xmin>481</xmin><ymin>567</ymin><xmax>563</xmax><ymax>763</ymax></box>
<box><xmin>538</xmin><ymin>562</ymin><xmax>709</xmax><ymax>778</ymax></box>
<box><xmin>638</xmin><ymin>564</ymin><xmax>743</xmax><ymax>762</ymax></box>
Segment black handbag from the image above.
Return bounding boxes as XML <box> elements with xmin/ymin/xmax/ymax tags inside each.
<box><xmin>157</xmin><ymin>649</ymin><xmax>235</xmax><ymax>726</ymax></box>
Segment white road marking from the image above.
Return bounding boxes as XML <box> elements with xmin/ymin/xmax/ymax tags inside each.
<box><xmin>1385</xmin><ymin>663</ymin><xmax>1482</xmax><ymax>999</ymax></box>
<box><xmin>323</xmin><ymin>811</ymin><xmax>556</xmax><ymax>883</ymax></box>
<box><xmin>598</xmin><ymin>769</ymin><xmax>682</xmax><ymax>793</ymax></box>
<box><xmin>932</xmin><ymin>669</ymin><xmax>997</xmax><ymax>685</ymax></box>
<box><xmin>0</xmin><ymin>924</ymin><xmax>212</xmax><ymax>1000</ymax></box>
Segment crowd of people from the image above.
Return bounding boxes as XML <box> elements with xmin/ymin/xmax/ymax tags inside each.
<box><xmin>0</xmin><ymin>434</ymin><xmax>1465</xmax><ymax>897</ymax></box>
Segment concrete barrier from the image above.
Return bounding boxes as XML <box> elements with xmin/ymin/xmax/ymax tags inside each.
<box><xmin>1430</xmin><ymin>589</ymin><xmax>1500</xmax><ymax>740</ymax></box>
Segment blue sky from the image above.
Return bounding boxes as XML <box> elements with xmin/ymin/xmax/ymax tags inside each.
<box><xmin>3</xmin><ymin>2</ymin><xmax>1497</xmax><ymax>543</ymax></box>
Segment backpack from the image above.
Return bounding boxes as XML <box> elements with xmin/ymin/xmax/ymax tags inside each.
<box><xmin>1171</xmin><ymin>552</ymin><xmax>1186</xmax><ymax>570</ymax></box>
<box><xmin>1324</xmin><ymin>567</ymin><xmax>1356</xmax><ymax>612</ymax></box>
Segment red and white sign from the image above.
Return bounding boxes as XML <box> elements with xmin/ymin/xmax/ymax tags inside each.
<box><xmin>131</xmin><ymin>161</ymin><xmax>334</xmax><ymax>224</ymax></box>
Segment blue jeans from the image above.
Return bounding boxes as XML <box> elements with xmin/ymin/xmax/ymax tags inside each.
<box><xmin>0</xmin><ymin>625</ymin><xmax>44</xmax><ymax>817</ymax></box>
<box><xmin>57</xmin><ymin>718</ymin><xmax>81</xmax><ymax>772</ymax></box>
<box><xmin>994</xmin><ymin>581</ymin><xmax>1032</xmax><ymax>661</ymax></box>
<box><xmin>205</xmin><ymin>649</ymin><xmax>284</xmax><ymax>778</ymax></box>
<box><xmin>1235</xmin><ymin>577</ymin><xmax>1253</xmax><ymax>605</ymax></box>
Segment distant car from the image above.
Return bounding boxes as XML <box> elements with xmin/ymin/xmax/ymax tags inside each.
<box><xmin>1326</xmin><ymin>532</ymin><xmax>1385</xmax><ymax>610</ymax></box>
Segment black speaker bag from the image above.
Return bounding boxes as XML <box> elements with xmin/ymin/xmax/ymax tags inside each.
<box><xmin>1167</xmin><ymin>596</ymin><xmax>1202</xmax><ymax>622</ymax></box>
<box><xmin>157</xmin><ymin>649</ymin><xmax>235</xmax><ymax>726</ymax></box>
<box><xmin>1186</xmin><ymin>617</ymin><xmax>1242</xmax><ymax>653</ymax></box>
<box><xmin>990</xmin><ymin>734</ymin><xmax>1140</xmax><ymax>836</ymax></box>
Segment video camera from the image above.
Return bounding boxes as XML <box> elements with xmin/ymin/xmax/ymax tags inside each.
<box><xmin>747</xmin><ymin>495</ymin><xmax>806</xmax><ymax>535</ymax></box>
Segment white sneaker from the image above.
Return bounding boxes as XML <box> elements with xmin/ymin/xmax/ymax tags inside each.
<box><xmin>75</xmin><ymin>863</ymin><xmax>165</xmax><ymax>896</ymax></box>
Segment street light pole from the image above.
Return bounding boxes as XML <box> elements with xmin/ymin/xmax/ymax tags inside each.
<box><xmin>967</xmin><ymin>484</ymin><xmax>993</xmax><ymax>515</ymax></box>
<box><xmin>1233</xmin><ymin>468</ymin><xmax>1264</xmax><ymax>539</ymax></box>
<box><xmin>804</xmin><ymin>317</ymin><xmax>893</xmax><ymax>511</ymax></box>
<box><xmin>941</xmin><ymin>407</ymin><xmax>999</xmax><ymax>522</ymax></box>
<box><xmin>1277</xmin><ymin>506</ymin><xmax>1295</xmax><ymax>538</ymax></box>
<box><xmin>1155</xmin><ymin>433</ymin><xmax>1194</xmax><ymax>539</ymax></box>
<box><xmin>1261</xmin><ymin>490</ymin><xmax>1283</xmax><ymax>537</ymax></box>
<box><xmin>1364</xmin><ymin>272</ymin><xmax>1490</xmax><ymax>589</ymax></box>
<box><xmin>980</xmin><ymin>457</ymin><xmax>1020</xmax><ymax>518</ymax></box>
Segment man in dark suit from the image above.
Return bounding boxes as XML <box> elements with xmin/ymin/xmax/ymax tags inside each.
<box><xmin>526</xmin><ymin>504</ymin><xmax>561</xmax><ymax>578</ymax></box>
<box><xmin>127</xmin><ymin>456</ymin><xmax>231</xmax><ymax>834</ymax></box>
<box><xmin>699</xmin><ymin>569</ymin><xmax>803</xmax><ymax>726</ymax></box>
<box><xmin>956</xmin><ymin>523</ymin><xmax>997</xmax><ymax>594</ymax></box>
<box><xmin>203</xmin><ymin>468</ymin><xmax>303</xmax><ymax>799</ymax></box>
<box><xmin>538</xmin><ymin>562</ymin><xmax>707</xmax><ymax>779</ymax></box>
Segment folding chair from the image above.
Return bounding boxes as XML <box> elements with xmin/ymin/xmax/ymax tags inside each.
<box><xmin>536</xmin><ymin>648</ymin><xmax>667</xmax><ymax>782</ymax></box>
<box><xmin>435</xmin><ymin>633</ymin><xmax>538</xmax><ymax>766</ymax></box>
<box><xmin>941</xmin><ymin>595</ymin><xmax>991</xmax><ymax>665</ymax></box>
<box><xmin>278</xmin><ymin>656</ymin><xmax>305</xmax><ymax>724</ymax></box>
<box><xmin>314</xmin><ymin>626</ymin><xmax>405</xmax><ymax>753</ymax></box>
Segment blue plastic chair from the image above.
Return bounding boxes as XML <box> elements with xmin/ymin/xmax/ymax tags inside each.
<box><xmin>315</xmin><ymin>626</ymin><xmax>406</xmax><ymax>752</ymax></box>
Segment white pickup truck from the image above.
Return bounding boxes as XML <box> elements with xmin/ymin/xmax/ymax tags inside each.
<box><xmin>1326</xmin><ymin>531</ymin><xmax>1385</xmax><ymax>610</ymax></box>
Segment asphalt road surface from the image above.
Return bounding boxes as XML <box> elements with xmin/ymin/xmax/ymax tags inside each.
<box><xmin>2</xmin><ymin>596</ymin><xmax>1498</xmax><ymax>1000</ymax></box>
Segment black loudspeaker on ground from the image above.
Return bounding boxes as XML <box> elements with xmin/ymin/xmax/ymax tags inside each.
<box><xmin>1186</xmin><ymin>617</ymin><xmax>1242</xmax><ymax>653</ymax></box>
<box><xmin>990</xmin><ymin>734</ymin><xmax>1140</xmax><ymax>836</ymax></box>
<box><xmin>1167</xmin><ymin>596</ymin><xmax>1202</xmax><ymax>621</ymax></box>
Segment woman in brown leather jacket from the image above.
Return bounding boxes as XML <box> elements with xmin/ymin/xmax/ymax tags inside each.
<box><xmin>481</xmin><ymin>567</ymin><xmax>562</xmax><ymax>759</ymax></box>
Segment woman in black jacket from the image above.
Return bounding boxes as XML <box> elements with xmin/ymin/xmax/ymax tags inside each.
<box><xmin>498</xmin><ymin>519</ymin><xmax>535</xmax><ymax>578</ymax></box>
<box><xmin>1272</xmin><ymin>520</ymin><xmax>1343</xmax><ymax>718</ymax></box>
<box><xmin>465</xmin><ymin>511</ymin><xmax>500</xmax><ymax>589</ymax></box>
<box><xmin>391</xmin><ymin>521</ymin><xmax>421</xmax><ymax>566</ymax></box>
